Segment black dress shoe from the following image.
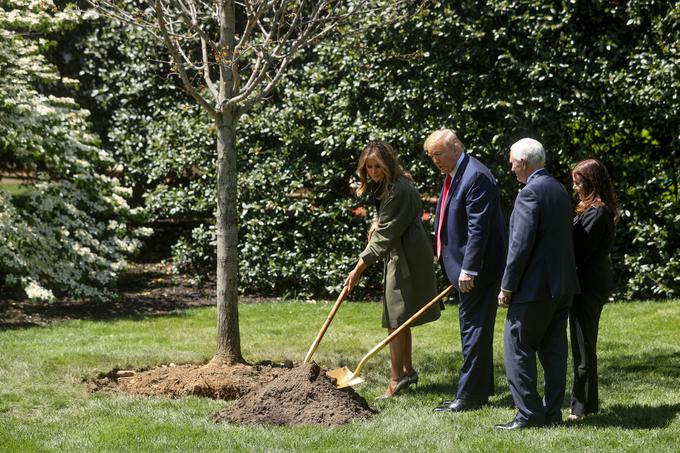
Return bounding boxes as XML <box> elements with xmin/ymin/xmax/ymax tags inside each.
<box><xmin>496</xmin><ymin>417</ymin><xmax>546</xmax><ymax>430</ymax></box>
<box><xmin>433</xmin><ymin>398</ymin><xmax>484</xmax><ymax>413</ymax></box>
<box><xmin>438</xmin><ymin>397</ymin><xmax>489</xmax><ymax>407</ymax></box>
<box><xmin>438</xmin><ymin>398</ymin><xmax>488</xmax><ymax>407</ymax></box>
<box><xmin>495</xmin><ymin>419</ymin><xmax>529</xmax><ymax>430</ymax></box>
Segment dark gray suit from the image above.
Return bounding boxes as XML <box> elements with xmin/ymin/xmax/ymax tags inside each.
<box><xmin>501</xmin><ymin>168</ymin><xmax>580</xmax><ymax>426</ymax></box>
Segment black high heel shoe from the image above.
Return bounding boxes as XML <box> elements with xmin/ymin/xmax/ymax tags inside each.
<box><xmin>375</xmin><ymin>375</ymin><xmax>412</xmax><ymax>400</ymax></box>
<box><xmin>405</xmin><ymin>371</ymin><xmax>419</xmax><ymax>388</ymax></box>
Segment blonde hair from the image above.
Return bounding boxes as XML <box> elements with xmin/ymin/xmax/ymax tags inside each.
<box><xmin>423</xmin><ymin>129</ymin><xmax>463</xmax><ymax>153</ymax></box>
<box><xmin>356</xmin><ymin>141</ymin><xmax>411</xmax><ymax>199</ymax></box>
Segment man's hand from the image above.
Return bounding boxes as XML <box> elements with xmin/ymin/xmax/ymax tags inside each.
<box><xmin>497</xmin><ymin>289</ymin><xmax>512</xmax><ymax>308</ymax></box>
<box><xmin>458</xmin><ymin>271</ymin><xmax>475</xmax><ymax>293</ymax></box>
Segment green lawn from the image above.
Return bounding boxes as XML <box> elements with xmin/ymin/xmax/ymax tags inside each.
<box><xmin>1</xmin><ymin>299</ymin><xmax>679</xmax><ymax>452</ymax></box>
<box><xmin>0</xmin><ymin>181</ymin><xmax>32</xmax><ymax>196</ymax></box>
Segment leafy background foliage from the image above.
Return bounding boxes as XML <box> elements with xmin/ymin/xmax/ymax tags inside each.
<box><xmin>2</xmin><ymin>0</ymin><xmax>678</xmax><ymax>301</ymax></box>
<box><xmin>0</xmin><ymin>0</ymin><xmax>148</xmax><ymax>301</ymax></box>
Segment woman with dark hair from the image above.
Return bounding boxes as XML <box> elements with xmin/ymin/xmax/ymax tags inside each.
<box><xmin>345</xmin><ymin>141</ymin><xmax>440</xmax><ymax>399</ymax></box>
<box><xmin>568</xmin><ymin>158</ymin><xmax>618</xmax><ymax>420</ymax></box>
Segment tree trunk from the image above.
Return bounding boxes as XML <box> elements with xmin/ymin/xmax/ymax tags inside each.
<box><xmin>212</xmin><ymin>109</ymin><xmax>243</xmax><ymax>365</ymax></box>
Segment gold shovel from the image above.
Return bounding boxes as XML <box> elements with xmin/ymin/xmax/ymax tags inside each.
<box><xmin>327</xmin><ymin>284</ymin><xmax>454</xmax><ymax>388</ymax></box>
<box><xmin>303</xmin><ymin>286</ymin><xmax>349</xmax><ymax>364</ymax></box>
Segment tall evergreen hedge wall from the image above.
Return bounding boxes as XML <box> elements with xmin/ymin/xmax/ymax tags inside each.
<box><xmin>49</xmin><ymin>0</ymin><xmax>679</xmax><ymax>300</ymax></box>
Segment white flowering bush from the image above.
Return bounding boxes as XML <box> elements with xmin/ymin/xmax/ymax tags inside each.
<box><xmin>0</xmin><ymin>0</ymin><xmax>149</xmax><ymax>301</ymax></box>
<box><xmin>22</xmin><ymin>278</ymin><xmax>55</xmax><ymax>302</ymax></box>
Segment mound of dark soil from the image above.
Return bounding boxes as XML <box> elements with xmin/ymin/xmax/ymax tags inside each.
<box><xmin>213</xmin><ymin>362</ymin><xmax>376</xmax><ymax>426</ymax></box>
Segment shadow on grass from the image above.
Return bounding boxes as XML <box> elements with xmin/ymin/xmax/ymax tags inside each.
<box><xmin>600</xmin><ymin>351</ymin><xmax>680</xmax><ymax>380</ymax></box>
<box><xmin>408</xmin><ymin>351</ymin><xmax>516</xmax><ymax>408</ymax></box>
<box><xmin>575</xmin><ymin>403</ymin><xmax>680</xmax><ymax>429</ymax></box>
<box><xmin>597</xmin><ymin>351</ymin><xmax>680</xmax><ymax>402</ymax></box>
<box><xmin>413</xmin><ymin>350</ymin><xmax>680</xmax><ymax>416</ymax></box>
<box><xmin>409</xmin><ymin>382</ymin><xmax>516</xmax><ymax>408</ymax></box>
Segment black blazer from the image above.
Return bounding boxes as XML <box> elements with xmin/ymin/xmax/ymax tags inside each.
<box><xmin>573</xmin><ymin>205</ymin><xmax>615</xmax><ymax>299</ymax></box>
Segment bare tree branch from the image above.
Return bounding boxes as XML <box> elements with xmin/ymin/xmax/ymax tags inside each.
<box><xmin>164</xmin><ymin>0</ymin><xmax>219</xmax><ymax>96</ymax></box>
<box><xmin>88</xmin><ymin>0</ymin><xmax>416</xmax><ymax>117</ymax></box>
<box><xmin>152</xmin><ymin>0</ymin><xmax>217</xmax><ymax>118</ymax></box>
<box><xmin>168</xmin><ymin>0</ymin><xmax>218</xmax><ymax>52</ymax></box>
<box><xmin>236</xmin><ymin>0</ymin><xmax>276</xmax><ymax>55</ymax></box>
<box><xmin>88</xmin><ymin>1</ymin><xmax>163</xmax><ymax>41</ymax></box>
<box><xmin>201</xmin><ymin>33</ymin><xmax>219</xmax><ymax>98</ymax></box>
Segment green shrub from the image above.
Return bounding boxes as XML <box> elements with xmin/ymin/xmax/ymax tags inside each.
<box><xmin>0</xmin><ymin>0</ymin><xmax>148</xmax><ymax>301</ymax></box>
<box><xmin>60</xmin><ymin>0</ymin><xmax>679</xmax><ymax>299</ymax></box>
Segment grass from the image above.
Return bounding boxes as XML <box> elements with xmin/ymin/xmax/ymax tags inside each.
<box><xmin>1</xmin><ymin>299</ymin><xmax>679</xmax><ymax>452</ymax></box>
<box><xmin>0</xmin><ymin>181</ymin><xmax>31</xmax><ymax>196</ymax></box>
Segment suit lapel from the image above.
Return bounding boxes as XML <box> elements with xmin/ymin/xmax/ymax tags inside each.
<box><xmin>444</xmin><ymin>154</ymin><xmax>470</xmax><ymax>211</ymax></box>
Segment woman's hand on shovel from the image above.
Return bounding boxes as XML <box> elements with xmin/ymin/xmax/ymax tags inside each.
<box><xmin>345</xmin><ymin>259</ymin><xmax>367</xmax><ymax>293</ymax></box>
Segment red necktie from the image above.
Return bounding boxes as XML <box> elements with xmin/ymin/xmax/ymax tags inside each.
<box><xmin>436</xmin><ymin>174</ymin><xmax>452</xmax><ymax>259</ymax></box>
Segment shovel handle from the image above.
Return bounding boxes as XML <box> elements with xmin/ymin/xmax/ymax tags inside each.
<box><xmin>303</xmin><ymin>286</ymin><xmax>349</xmax><ymax>364</ymax></box>
<box><xmin>352</xmin><ymin>284</ymin><xmax>454</xmax><ymax>377</ymax></box>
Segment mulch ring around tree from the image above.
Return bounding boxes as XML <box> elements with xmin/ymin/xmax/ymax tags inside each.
<box><xmin>86</xmin><ymin>360</ymin><xmax>291</xmax><ymax>400</ymax></box>
<box><xmin>87</xmin><ymin>361</ymin><xmax>376</xmax><ymax>426</ymax></box>
<box><xmin>213</xmin><ymin>362</ymin><xmax>376</xmax><ymax>426</ymax></box>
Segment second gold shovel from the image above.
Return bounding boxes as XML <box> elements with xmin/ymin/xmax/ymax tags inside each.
<box><xmin>327</xmin><ymin>284</ymin><xmax>454</xmax><ymax>388</ymax></box>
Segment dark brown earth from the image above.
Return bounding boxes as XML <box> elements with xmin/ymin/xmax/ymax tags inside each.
<box><xmin>213</xmin><ymin>362</ymin><xmax>376</xmax><ymax>426</ymax></box>
<box><xmin>1</xmin><ymin>262</ymin><xmax>376</xmax><ymax>426</ymax></box>
<box><xmin>86</xmin><ymin>361</ymin><xmax>291</xmax><ymax>400</ymax></box>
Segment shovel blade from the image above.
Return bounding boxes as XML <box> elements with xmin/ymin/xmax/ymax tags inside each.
<box><xmin>326</xmin><ymin>366</ymin><xmax>365</xmax><ymax>388</ymax></box>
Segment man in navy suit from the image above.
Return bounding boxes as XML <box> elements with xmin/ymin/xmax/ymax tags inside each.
<box><xmin>426</xmin><ymin>129</ymin><xmax>508</xmax><ymax>413</ymax></box>
<box><xmin>496</xmin><ymin>138</ymin><xmax>580</xmax><ymax>430</ymax></box>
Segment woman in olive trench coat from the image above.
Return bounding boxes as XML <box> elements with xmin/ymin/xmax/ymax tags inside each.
<box><xmin>345</xmin><ymin>141</ymin><xmax>440</xmax><ymax>399</ymax></box>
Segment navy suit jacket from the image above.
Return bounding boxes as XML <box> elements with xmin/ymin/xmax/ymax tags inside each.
<box><xmin>435</xmin><ymin>153</ymin><xmax>508</xmax><ymax>290</ymax></box>
<box><xmin>501</xmin><ymin>168</ymin><xmax>580</xmax><ymax>304</ymax></box>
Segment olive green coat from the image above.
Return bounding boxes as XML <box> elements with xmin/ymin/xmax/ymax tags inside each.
<box><xmin>360</xmin><ymin>176</ymin><xmax>440</xmax><ymax>328</ymax></box>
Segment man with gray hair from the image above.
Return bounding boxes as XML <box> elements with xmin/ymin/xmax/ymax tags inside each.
<box><xmin>496</xmin><ymin>138</ymin><xmax>580</xmax><ymax>429</ymax></box>
<box><xmin>425</xmin><ymin>129</ymin><xmax>508</xmax><ymax>413</ymax></box>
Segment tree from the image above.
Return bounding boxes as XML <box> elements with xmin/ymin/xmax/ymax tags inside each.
<box><xmin>87</xmin><ymin>0</ymin><xmax>408</xmax><ymax>364</ymax></box>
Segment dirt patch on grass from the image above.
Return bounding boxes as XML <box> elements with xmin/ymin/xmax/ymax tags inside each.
<box><xmin>87</xmin><ymin>361</ymin><xmax>291</xmax><ymax>400</ymax></box>
<box><xmin>213</xmin><ymin>362</ymin><xmax>376</xmax><ymax>426</ymax></box>
<box><xmin>88</xmin><ymin>361</ymin><xmax>376</xmax><ymax>426</ymax></box>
